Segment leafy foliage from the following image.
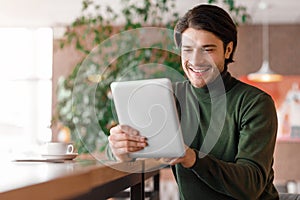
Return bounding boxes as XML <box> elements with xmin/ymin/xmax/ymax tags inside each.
<box><xmin>54</xmin><ymin>0</ymin><xmax>182</xmax><ymax>153</ymax></box>
<box><xmin>208</xmin><ymin>0</ymin><xmax>250</xmax><ymax>24</ymax></box>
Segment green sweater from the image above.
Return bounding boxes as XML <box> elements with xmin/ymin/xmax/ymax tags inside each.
<box><xmin>173</xmin><ymin>72</ymin><xmax>279</xmax><ymax>200</ymax></box>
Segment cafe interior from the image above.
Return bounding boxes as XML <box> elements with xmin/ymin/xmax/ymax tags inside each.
<box><xmin>0</xmin><ymin>0</ymin><xmax>300</xmax><ymax>199</ymax></box>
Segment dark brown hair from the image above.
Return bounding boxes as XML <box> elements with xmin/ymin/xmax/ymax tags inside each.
<box><xmin>174</xmin><ymin>4</ymin><xmax>237</xmax><ymax>66</ymax></box>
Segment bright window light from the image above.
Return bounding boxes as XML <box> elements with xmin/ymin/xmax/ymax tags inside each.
<box><xmin>0</xmin><ymin>28</ymin><xmax>53</xmax><ymax>156</ymax></box>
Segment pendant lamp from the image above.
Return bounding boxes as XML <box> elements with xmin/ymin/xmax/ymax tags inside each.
<box><xmin>247</xmin><ymin>2</ymin><xmax>282</xmax><ymax>82</ymax></box>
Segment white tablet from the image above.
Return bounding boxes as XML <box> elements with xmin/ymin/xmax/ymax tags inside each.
<box><xmin>110</xmin><ymin>78</ymin><xmax>185</xmax><ymax>158</ymax></box>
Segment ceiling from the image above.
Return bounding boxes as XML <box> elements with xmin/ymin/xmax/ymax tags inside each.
<box><xmin>0</xmin><ymin>0</ymin><xmax>299</xmax><ymax>28</ymax></box>
<box><xmin>234</xmin><ymin>0</ymin><xmax>300</xmax><ymax>24</ymax></box>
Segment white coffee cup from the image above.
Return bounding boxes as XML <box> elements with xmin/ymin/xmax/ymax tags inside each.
<box><xmin>42</xmin><ymin>142</ymin><xmax>74</xmax><ymax>155</ymax></box>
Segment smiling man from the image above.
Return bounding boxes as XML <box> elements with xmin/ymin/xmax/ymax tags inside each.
<box><xmin>180</xmin><ymin>28</ymin><xmax>232</xmax><ymax>88</ymax></box>
<box><xmin>108</xmin><ymin>4</ymin><xmax>279</xmax><ymax>200</ymax></box>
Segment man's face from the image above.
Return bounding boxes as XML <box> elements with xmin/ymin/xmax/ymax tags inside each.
<box><xmin>181</xmin><ymin>28</ymin><xmax>233</xmax><ymax>88</ymax></box>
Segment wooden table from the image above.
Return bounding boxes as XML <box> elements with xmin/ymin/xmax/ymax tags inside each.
<box><xmin>0</xmin><ymin>158</ymin><xmax>164</xmax><ymax>200</ymax></box>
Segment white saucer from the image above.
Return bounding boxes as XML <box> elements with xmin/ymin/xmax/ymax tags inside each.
<box><xmin>41</xmin><ymin>153</ymin><xmax>78</xmax><ymax>160</ymax></box>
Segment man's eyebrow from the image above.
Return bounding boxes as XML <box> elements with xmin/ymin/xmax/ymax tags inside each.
<box><xmin>182</xmin><ymin>44</ymin><xmax>217</xmax><ymax>48</ymax></box>
<box><xmin>182</xmin><ymin>45</ymin><xmax>193</xmax><ymax>48</ymax></box>
<box><xmin>201</xmin><ymin>44</ymin><xmax>217</xmax><ymax>48</ymax></box>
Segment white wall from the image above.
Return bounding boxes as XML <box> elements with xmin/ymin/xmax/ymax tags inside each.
<box><xmin>0</xmin><ymin>0</ymin><xmax>299</xmax><ymax>28</ymax></box>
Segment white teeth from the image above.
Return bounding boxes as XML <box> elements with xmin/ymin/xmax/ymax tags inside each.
<box><xmin>190</xmin><ymin>67</ymin><xmax>209</xmax><ymax>73</ymax></box>
<box><xmin>194</xmin><ymin>69</ymin><xmax>206</xmax><ymax>73</ymax></box>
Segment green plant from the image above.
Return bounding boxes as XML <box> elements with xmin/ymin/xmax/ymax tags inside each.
<box><xmin>208</xmin><ymin>0</ymin><xmax>250</xmax><ymax>24</ymax></box>
<box><xmin>54</xmin><ymin>0</ymin><xmax>249</xmax><ymax>154</ymax></box>
<box><xmin>54</xmin><ymin>0</ymin><xmax>182</xmax><ymax>154</ymax></box>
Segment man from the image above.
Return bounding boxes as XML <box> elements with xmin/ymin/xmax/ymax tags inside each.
<box><xmin>108</xmin><ymin>4</ymin><xmax>279</xmax><ymax>199</ymax></box>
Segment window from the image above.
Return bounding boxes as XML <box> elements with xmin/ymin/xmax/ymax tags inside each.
<box><xmin>0</xmin><ymin>28</ymin><xmax>53</xmax><ymax>156</ymax></box>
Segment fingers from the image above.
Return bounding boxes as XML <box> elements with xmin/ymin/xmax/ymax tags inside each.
<box><xmin>118</xmin><ymin>124</ymin><xmax>139</xmax><ymax>135</ymax></box>
<box><xmin>109</xmin><ymin>130</ymin><xmax>146</xmax><ymax>143</ymax></box>
<box><xmin>159</xmin><ymin>157</ymin><xmax>182</xmax><ymax>165</ymax></box>
<box><xmin>163</xmin><ymin>148</ymin><xmax>196</xmax><ymax>168</ymax></box>
<box><xmin>108</xmin><ymin>125</ymin><xmax>148</xmax><ymax>155</ymax></box>
<box><xmin>110</xmin><ymin>125</ymin><xmax>139</xmax><ymax>136</ymax></box>
<box><xmin>109</xmin><ymin>137</ymin><xmax>147</xmax><ymax>149</ymax></box>
<box><xmin>169</xmin><ymin>157</ymin><xmax>183</xmax><ymax>165</ymax></box>
<box><xmin>157</xmin><ymin>146</ymin><xmax>192</xmax><ymax>166</ymax></box>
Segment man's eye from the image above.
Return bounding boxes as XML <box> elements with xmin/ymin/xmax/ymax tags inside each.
<box><xmin>182</xmin><ymin>48</ymin><xmax>193</xmax><ymax>52</ymax></box>
<box><xmin>203</xmin><ymin>48</ymin><xmax>214</xmax><ymax>52</ymax></box>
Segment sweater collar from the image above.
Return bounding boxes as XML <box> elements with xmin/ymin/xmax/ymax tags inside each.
<box><xmin>190</xmin><ymin>70</ymin><xmax>235</xmax><ymax>101</ymax></box>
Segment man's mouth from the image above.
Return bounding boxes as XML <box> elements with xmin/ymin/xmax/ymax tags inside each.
<box><xmin>189</xmin><ymin>67</ymin><xmax>210</xmax><ymax>73</ymax></box>
<box><xmin>188</xmin><ymin>66</ymin><xmax>211</xmax><ymax>74</ymax></box>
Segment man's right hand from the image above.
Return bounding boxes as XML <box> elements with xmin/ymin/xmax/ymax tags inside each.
<box><xmin>108</xmin><ymin>125</ymin><xmax>147</xmax><ymax>161</ymax></box>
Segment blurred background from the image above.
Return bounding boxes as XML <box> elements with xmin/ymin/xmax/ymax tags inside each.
<box><xmin>0</xmin><ymin>0</ymin><xmax>300</xmax><ymax>196</ymax></box>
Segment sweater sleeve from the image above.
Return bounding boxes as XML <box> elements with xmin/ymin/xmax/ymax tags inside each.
<box><xmin>188</xmin><ymin>93</ymin><xmax>278</xmax><ymax>199</ymax></box>
<box><xmin>105</xmin><ymin>144</ymin><xmax>117</xmax><ymax>161</ymax></box>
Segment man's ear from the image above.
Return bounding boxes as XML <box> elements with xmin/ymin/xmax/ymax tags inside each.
<box><xmin>225</xmin><ymin>41</ymin><xmax>233</xmax><ymax>59</ymax></box>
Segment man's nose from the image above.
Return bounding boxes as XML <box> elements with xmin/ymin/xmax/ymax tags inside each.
<box><xmin>190</xmin><ymin>49</ymin><xmax>208</xmax><ymax>66</ymax></box>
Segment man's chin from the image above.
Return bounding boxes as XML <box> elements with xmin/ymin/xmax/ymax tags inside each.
<box><xmin>190</xmin><ymin>80</ymin><xmax>207</xmax><ymax>88</ymax></box>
